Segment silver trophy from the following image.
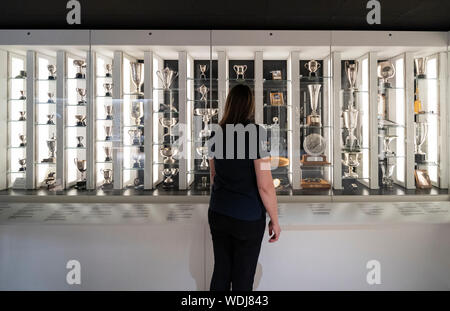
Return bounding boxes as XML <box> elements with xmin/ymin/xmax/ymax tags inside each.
<box><xmin>73</xmin><ymin>60</ymin><xmax>85</xmax><ymax>79</ymax></box>
<box><xmin>194</xmin><ymin>108</ymin><xmax>218</xmax><ymax>124</ymax></box>
<box><xmin>76</xmin><ymin>136</ymin><xmax>84</xmax><ymax>148</ymax></box>
<box><xmin>233</xmin><ymin>65</ymin><xmax>247</xmax><ymax>80</ymax></box>
<box><xmin>47</xmin><ymin>92</ymin><xmax>55</xmax><ymax>103</ymax></box>
<box><xmin>132</xmin><ymin>152</ymin><xmax>141</xmax><ymax>168</ymax></box>
<box><xmin>47</xmin><ymin>114</ymin><xmax>55</xmax><ymax>125</ymax></box>
<box><xmin>43</xmin><ymin>134</ymin><xmax>56</xmax><ymax>163</ymax></box>
<box><xmin>381</xmin><ymin>135</ymin><xmax>397</xmax><ymax>155</ymax></box>
<box><xmin>104</xmin><ymin>104</ymin><xmax>113</xmax><ymax>120</ymax></box>
<box><xmin>381</xmin><ymin>156</ymin><xmax>396</xmax><ymax>188</ymax></box>
<box><xmin>105</xmin><ymin>64</ymin><xmax>112</xmax><ymax>77</ymax></box>
<box><xmin>19</xmin><ymin>134</ymin><xmax>26</xmax><ymax>147</ymax></box>
<box><xmin>377</xmin><ymin>61</ymin><xmax>396</xmax><ymax>88</ymax></box>
<box><xmin>18</xmin><ymin>111</ymin><xmax>26</xmax><ymax>121</ymax></box>
<box><xmin>157</xmin><ymin>67</ymin><xmax>178</xmax><ymax>90</ymax></box>
<box><xmin>18</xmin><ymin>158</ymin><xmax>26</xmax><ymax>171</ymax></box>
<box><xmin>130</xmin><ymin>62</ymin><xmax>144</xmax><ymax>96</ymax></box>
<box><xmin>159</xmin><ymin>117</ymin><xmax>178</xmax><ymax>129</ymax></box>
<box><xmin>19</xmin><ymin>90</ymin><xmax>26</xmax><ymax>100</ymax></box>
<box><xmin>103</xmin><ymin>146</ymin><xmax>112</xmax><ymax>162</ymax></box>
<box><xmin>43</xmin><ymin>172</ymin><xmax>56</xmax><ymax>189</ymax></box>
<box><xmin>47</xmin><ymin>64</ymin><xmax>57</xmax><ymax>80</ymax></box>
<box><xmin>74</xmin><ymin>158</ymin><xmax>87</xmax><ymax>181</ymax></box>
<box><xmin>342</xmin><ymin>108</ymin><xmax>359</xmax><ymax>150</ymax></box>
<box><xmin>197</xmin><ymin>84</ymin><xmax>209</xmax><ymax>101</ymax></box>
<box><xmin>131</xmin><ymin>101</ymin><xmax>143</xmax><ymax>126</ymax></box>
<box><xmin>307</xmin><ymin>84</ymin><xmax>322</xmax><ymax>126</ymax></box>
<box><xmin>199</xmin><ymin>64</ymin><xmax>207</xmax><ymax>79</ymax></box>
<box><xmin>160</xmin><ymin>146</ymin><xmax>178</xmax><ymax>164</ymax></box>
<box><xmin>162</xmin><ymin>168</ymin><xmax>179</xmax><ymax>186</ymax></box>
<box><xmin>305</xmin><ymin>60</ymin><xmax>320</xmax><ymax>78</ymax></box>
<box><xmin>196</xmin><ymin>146</ymin><xmax>209</xmax><ymax>170</ymax></box>
<box><xmin>342</xmin><ymin>152</ymin><xmax>362</xmax><ymax>178</ymax></box>
<box><xmin>76</xmin><ymin>88</ymin><xmax>87</xmax><ymax>105</ymax></box>
<box><xmin>100</xmin><ymin>168</ymin><xmax>113</xmax><ymax>185</ymax></box>
<box><xmin>415</xmin><ymin>122</ymin><xmax>428</xmax><ymax>162</ymax></box>
<box><xmin>414</xmin><ymin>57</ymin><xmax>427</xmax><ymax>79</ymax></box>
<box><xmin>104</xmin><ymin>125</ymin><xmax>112</xmax><ymax>141</ymax></box>
<box><xmin>345</xmin><ymin>61</ymin><xmax>358</xmax><ymax>90</ymax></box>
<box><xmin>128</xmin><ymin>129</ymin><xmax>142</xmax><ymax>146</ymax></box>
<box><xmin>103</xmin><ymin>83</ymin><xmax>113</xmax><ymax>97</ymax></box>
<box><xmin>75</xmin><ymin>114</ymin><xmax>86</xmax><ymax>126</ymax></box>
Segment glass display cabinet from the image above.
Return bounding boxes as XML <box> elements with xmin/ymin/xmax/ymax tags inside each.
<box><xmin>0</xmin><ymin>30</ymin><xmax>448</xmax><ymax>200</ymax></box>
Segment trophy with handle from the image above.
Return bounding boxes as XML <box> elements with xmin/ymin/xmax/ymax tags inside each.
<box><xmin>130</xmin><ymin>61</ymin><xmax>144</xmax><ymax>97</ymax></box>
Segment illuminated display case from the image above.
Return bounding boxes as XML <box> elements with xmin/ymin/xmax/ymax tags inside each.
<box><xmin>0</xmin><ymin>30</ymin><xmax>448</xmax><ymax>200</ymax></box>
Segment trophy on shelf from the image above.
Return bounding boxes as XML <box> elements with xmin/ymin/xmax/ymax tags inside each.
<box><xmin>18</xmin><ymin>111</ymin><xmax>26</xmax><ymax>121</ymax></box>
<box><xmin>47</xmin><ymin>92</ymin><xmax>55</xmax><ymax>103</ymax></box>
<box><xmin>43</xmin><ymin>171</ymin><xmax>56</xmax><ymax>189</ymax></box>
<box><xmin>73</xmin><ymin>60</ymin><xmax>85</xmax><ymax>79</ymax></box>
<box><xmin>76</xmin><ymin>136</ymin><xmax>84</xmax><ymax>148</ymax></box>
<box><xmin>19</xmin><ymin>134</ymin><xmax>26</xmax><ymax>147</ymax></box>
<box><xmin>128</xmin><ymin>129</ymin><xmax>142</xmax><ymax>146</ymax></box>
<box><xmin>19</xmin><ymin>90</ymin><xmax>26</xmax><ymax>100</ymax></box>
<box><xmin>76</xmin><ymin>88</ymin><xmax>87</xmax><ymax>105</ymax></box>
<box><xmin>74</xmin><ymin>158</ymin><xmax>87</xmax><ymax>189</ymax></box>
<box><xmin>162</xmin><ymin>168</ymin><xmax>179</xmax><ymax>188</ymax></box>
<box><xmin>47</xmin><ymin>114</ymin><xmax>55</xmax><ymax>125</ymax></box>
<box><xmin>15</xmin><ymin>70</ymin><xmax>26</xmax><ymax>79</ymax></box>
<box><xmin>233</xmin><ymin>65</ymin><xmax>247</xmax><ymax>80</ymax></box>
<box><xmin>197</xmin><ymin>84</ymin><xmax>209</xmax><ymax>101</ymax></box>
<box><xmin>194</xmin><ymin>108</ymin><xmax>218</xmax><ymax>124</ymax></box>
<box><xmin>103</xmin><ymin>83</ymin><xmax>113</xmax><ymax>97</ymax></box>
<box><xmin>200</xmin><ymin>176</ymin><xmax>209</xmax><ymax>190</ymax></box>
<box><xmin>157</xmin><ymin>67</ymin><xmax>178</xmax><ymax>90</ymax></box>
<box><xmin>75</xmin><ymin>114</ymin><xmax>86</xmax><ymax>126</ymax></box>
<box><xmin>196</xmin><ymin>146</ymin><xmax>209</xmax><ymax>170</ymax></box>
<box><xmin>199</xmin><ymin>64</ymin><xmax>207</xmax><ymax>79</ymax></box>
<box><xmin>377</xmin><ymin>61</ymin><xmax>396</xmax><ymax>88</ymax></box>
<box><xmin>103</xmin><ymin>146</ymin><xmax>112</xmax><ymax>162</ymax></box>
<box><xmin>100</xmin><ymin>168</ymin><xmax>113</xmax><ymax>187</ymax></box>
<box><xmin>105</xmin><ymin>64</ymin><xmax>112</xmax><ymax>77</ymax></box>
<box><xmin>414</xmin><ymin>57</ymin><xmax>427</xmax><ymax>79</ymax></box>
<box><xmin>42</xmin><ymin>134</ymin><xmax>56</xmax><ymax>163</ymax></box>
<box><xmin>342</xmin><ymin>108</ymin><xmax>360</xmax><ymax>150</ymax></box>
<box><xmin>47</xmin><ymin>64</ymin><xmax>57</xmax><ymax>80</ymax></box>
<box><xmin>345</xmin><ymin>61</ymin><xmax>358</xmax><ymax>90</ymax></box>
<box><xmin>104</xmin><ymin>104</ymin><xmax>113</xmax><ymax>120</ymax></box>
<box><xmin>104</xmin><ymin>125</ymin><xmax>112</xmax><ymax>141</ymax></box>
<box><xmin>130</xmin><ymin>61</ymin><xmax>144</xmax><ymax>96</ymax></box>
<box><xmin>381</xmin><ymin>135</ymin><xmax>397</xmax><ymax>155</ymax></box>
<box><xmin>18</xmin><ymin>158</ymin><xmax>26</xmax><ymax>171</ymax></box>
<box><xmin>342</xmin><ymin>151</ymin><xmax>362</xmax><ymax>178</ymax></box>
<box><xmin>301</xmin><ymin>133</ymin><xmax>329</xmax><ymax>165</ymax></box>
<box><xmin>132</xmin><ymin>152</ymin><xmax>141</xmax><ymax>168</ymax></box>
<box><xmin>159</xmin><ymin>116</ymin><xmax>178</xmax><ymax>140</ymax></box>
<box><xmin>306</xmin><ymin>84</ymin><xmax>322</xmax><ymax>126</ymax></box>
<box><xmin>131</xmin><ymin>101</ymin><xmax>143</xmax><ymax>126</ymax></box>
<box><xmin>160</xmin><ymin>145</ymin><xmax>178</xmax><ymax>164</ymax></box>
<box><xmin>305</xmin><ymin>60</ymin><xmax>320</xmax><ymax>78</ymax></box>
<box><xmin>380</xmin><ymin>156</ymin><xmax>396</xmax><ymax>188</ymax></box>
<box><xmin>415</xmin><ymin>122</ymin><xmax>428</xmax><ymax>163</ymax></box>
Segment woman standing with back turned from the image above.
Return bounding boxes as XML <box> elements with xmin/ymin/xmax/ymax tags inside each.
<box><xmin>208</xmin><ymin>84</ymin><xmax>281</xmax><ymax>291</ymax></box>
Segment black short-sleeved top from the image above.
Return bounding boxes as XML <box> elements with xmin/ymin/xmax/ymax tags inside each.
<box><xmin>208</xmin><ymin>121</ymin><xmax>269</xmax><ymax>221</ymax></box>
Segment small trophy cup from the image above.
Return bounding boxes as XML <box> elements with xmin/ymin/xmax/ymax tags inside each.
<box><xmin>19</xmin><ymin>134</ymin><xmax>26</xmax><ymax>147</ymax></box>
<box><xmin>199</xmin><ymin>64</ymin><xmax>207</xmax><ymax>79</ymax></box>
<box><xmin>377</xmin><ymin>61</ymin><xmax>396</xmax><ymax>88</ymax></box>
<box><xmin>76</xmin><ymin>136</ymin><xmax>84</xmax><ymax>148</ymax></box>
<box><xmin>103</xmin><ymin>146</ymin><xmax>112</xmax><ymax>162</ymax></box>
<box><xmin>105</xmin><ymin>64</ymin><xmax>112</xmax><ymax>77</ymax></box>
<box><xmin>342</xmin><ymin>109</ymin><xmax>359</xmax><ymax>150</ymax></box>
<box><xmin>381</xmin><ymin>156</ymin><xmax>396</xmax><ymax>188</ymax></box>
<box><xmin>307</xmin><ymin>84</ymin><xmax>322</xmax><ymax>126</ymax></box>
<box><xmin>42</xmin><ymin>134</ymin><xmax>56</xmax><ymax>163</ymax></box>
<box><xmin>19</xmin><ymin>90</ymin><xmax>26</xmax><ymax>100</ymax></box>
<box><xmin>130</xmin><ymin>62</ymin><xmax>144</xmax><ymax>96</ymax></box>
<box><xmin>104</xmin><ymin>125</ymin><xmax>112</xmax><ymax>141</ymax></box>
<box><xmin>104</xmin><ymin>104</ymin><xmax>113</xmax><ymax>120</ymax></box>
<box><xmin>233</xmin><ymin>65</ymin><xmax>247</xmax><ymax>80</ymax></box>
<box><xmin>132</xmin><ymin>153</ymin><xmax>141</xmax><ymax>168</ymax></box>
<box><xmin>200</xmin><ymin>176</ymin><xmax>208</xmax><ymax>190</ymax></box>
<box><xmin>382</xmin><ymin>135</ymin><xmax>397</xmax><ymax>155</ymax></box>
<box><xmin>160</xmin><ymin>145</ymin><xmax>178</xmax><ymax>164</ymax></box>
<box><xmin>414</xmin><ymin>58</ymin><xmax>427</xmax><ymax>79</ymax></box>
<box><xmin>131</xmin><ymin>101</ymin><xmax>143</xmax><ymax>126</ymax></box>
<box><xmin>305</xmin><ymin>60</ymin><xmax>320</xmax><ymax>78</ymax></box>
<box><xmin>73</xmin><ymin>60</ymin><xmax>85</xmax><ymax>79</ymax></box>
<box><xmin>103</xmin><ymin>83</ymin><xmax>113</xmax><ymax>97</ymax></box>
<box><xmin>162</xmin><ymin>168</ymin><xmax>179</xmax><ymax>188</ymax></box>
<box><xmin>100</xmin><ymin>168</ymin><xmax>113</xmax><ymax>187</ymax></box>
<box><xmin>15</xmin><ymin>70</ymin><xmax>26</xmax><ymax>79</ymax></box>
<box><xmin>18</xmin><ymin>111</ymin><xmax>26</xmax><ymax>121</ymax></box>
<box><xmin>43</xmin><ymin>172</ymin><xmax>56</xmax><ymax>189</ymax></box>
<box><xmin>194</xmin><ymin>108</ymin><xmax>218</xmax><ymax>124</ymax></box>
<box><xmin>196</xmin><ymin>146</ymin><xmax>209</xmax><ymax>170</ymax></box>
<box><xmin>345</xmin><ymin>61</ymin><xmax>358</xmax><ymax>90</ymax></box>
<box><xmin>47</xmin><ymin>92</ymin><xmax>55</xmax><ymax>103</ymax></box>
<box><xmin>47</xmin><ymin>64</ymin><xmax>57</xmax><ymax>80</ymax></box>
<box><xmin>76</xmin><ymin>88</ymin><xmax>87</xmax><ymax>105</ymax></box>
<box><xmin>342</xmin><ymin>152</ymin><xmax>362</xmax><ymax>178</ymax></box>
<box><xmin>197</xmin><ymin>84</ymin><xmax>209</xmax><ymax>101</ymax></box>
<box><xmin>156</xmin><ymin>67</ymin><xmax>178</xmax><ymax>90</ymax></box>
<box><xmin>74</xmin><ymin>158</ymin><xmax>87</xmax><ymax>189</ymax></box>
<box><xmin>18</xmin><ymin>159</ymin><xmax>26</xmax><ymax>171</ymax></box>
<box><xmin>75</xmin><ymin>114</ymin><xmax>86</xmax><ymax>126</ymax></box>
<box><xmin>415</xmin><ymin>122</ymin><xmax>428</xmax><ymax>163</ymax></box>
<box><xmin>46</xmin><ymin>114</ymin><xmax>55</xmax><ymax>125</ymax></box>
<box><xmin>128</xmin><ymin>129</ymin><xmax>142</xmax><ymax>146</ymax></box>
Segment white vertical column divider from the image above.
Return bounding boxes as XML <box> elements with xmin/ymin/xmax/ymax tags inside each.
<box><xmin>112</xmin><ymin>51</ymin><xmax>123</xmax><ymax>190</ymax></box>
<box><xmin>331</xmin><ymin>52</ymin><xmax>342</xmax><ymax>190</ymax></box>
<box><xmin>447</xmin><ymin>48</ymin><xmax>450</xmax><ymax>196</ymax></box>
<box><xmin>323</xmin><ymin>55</ymin><xmax>331</xmax><ymax>183</ymax></box>
<box><xmin>144</xmin><ymin>51</ymin><xmax>153</xmax><ymax>190</ymax></box>
<box><xmin>178</xmin><ymin>51</ymin><xmax>188</xmax><ymax>190</ymax></box>
<box><xmin>217</xmin><ymin>51</ymin><xmax>228</xmax><ymax>120</ymax></box>
<box><xmin>25</xmin><ymin>51</ymin><xmax>36</xmax><ymax>189</ymax></box>
<box><xmin>254</xmin><ymin>51</ymin><xmax>263</xmax><ymax>124</ymax></box>
<box><xmin>56</xmin><ymin>51</ymin><xmax>66</xmax><ymax>189</ymax></box>
<box><xmin>86</xmin><ymin>50</ymin><xmax>95</xmax><ymax>190</ymax></box>
<box><xmin>404</xmin><ymin>52</ymin><xmax>416</xmax><ymax>189</ymax></box>
<box><xmin>368</xmin><ymin>52</ymin><xmax>379</xmax><ymax>189</ymax></box>
<box><xmin>290</xmin><ymin>51</ymin><xmax>301</xmax><ymax>190</ymax></box>
<box><xmin>0</xmin><ymin>51</ymin><xmax>6</xmax><ymax>190</ymax></box>
<box><xmin>438</xmin><ymin>52</ymin><xmax>448</xmax><ymax>189</ymax></box>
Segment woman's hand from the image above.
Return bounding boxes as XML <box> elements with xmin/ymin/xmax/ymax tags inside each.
<box><xmin>268</xmin><ymin>220</ymin><xmax>281</xmax><ymax>243</ymax></box>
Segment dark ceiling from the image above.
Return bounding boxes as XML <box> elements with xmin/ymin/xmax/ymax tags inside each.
<box><xmin>0</xmin><ymin>0</ymin><xmax>449</xmax><ymax>30</ymax></box>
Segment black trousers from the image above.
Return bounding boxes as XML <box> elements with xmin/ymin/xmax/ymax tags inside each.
<box><xmin>208</xmin><ymin>209</ymin><xmax>266</xmax><ymax>291</ymax></box>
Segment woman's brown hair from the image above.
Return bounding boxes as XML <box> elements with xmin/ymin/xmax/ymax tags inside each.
<box><xmin>219</xmin><ymin>84</ymin><xmax>255</xmax><ymax>127</ymax></box>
